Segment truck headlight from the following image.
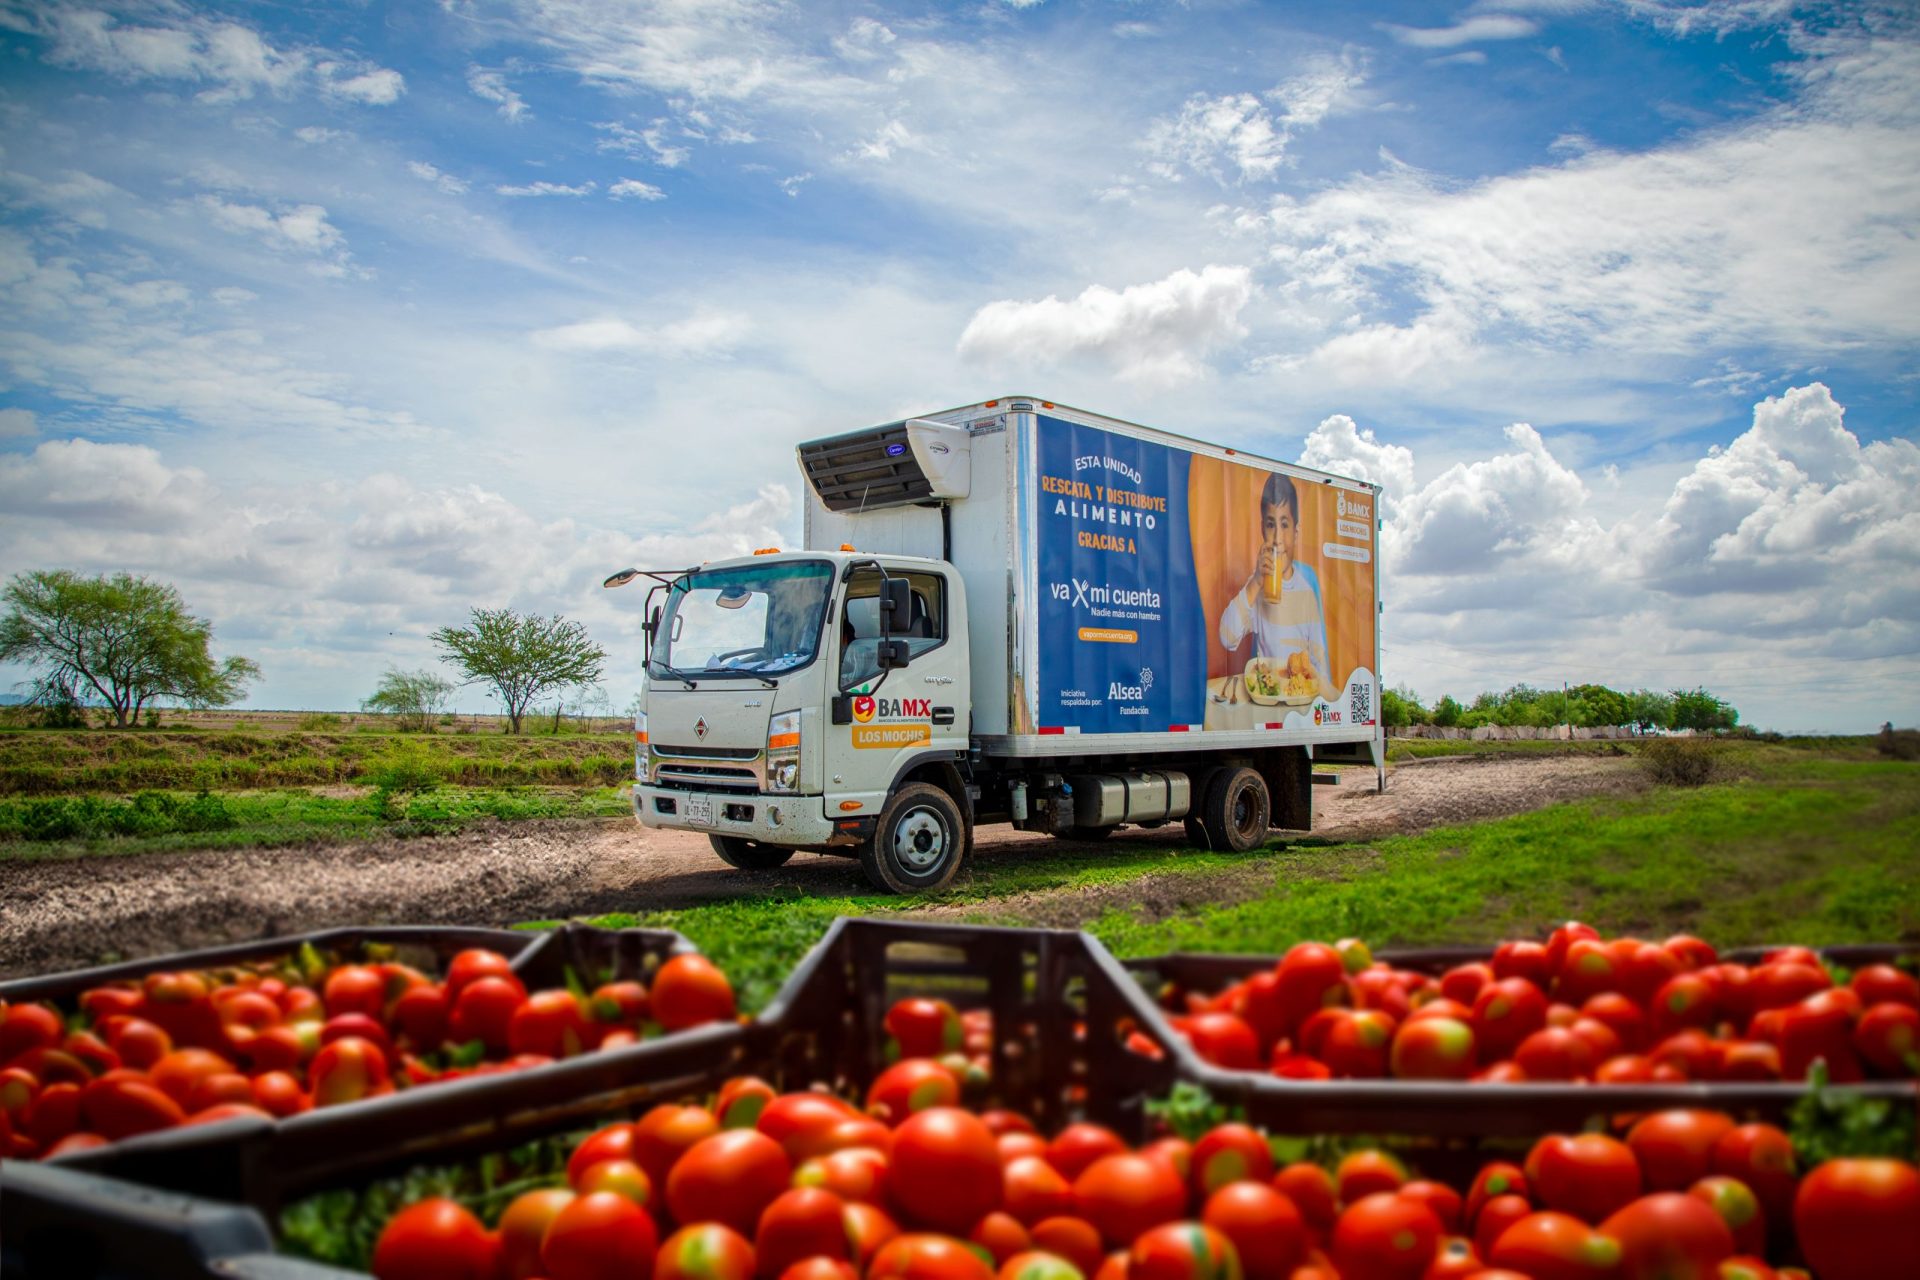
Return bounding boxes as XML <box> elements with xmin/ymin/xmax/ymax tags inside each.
<box><xmin>766</xmin><ymin>710</ymin><xmax>801</xmax><ymax>794</ymax></box>
<box><xmin>634</xmin><ymin>711</ymin><xmax>650</xmax><ymax>783</ymax></box>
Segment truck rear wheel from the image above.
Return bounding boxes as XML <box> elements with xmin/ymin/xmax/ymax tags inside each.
<box><xmin>709</xmin><ymin>834</ymin><xmax>795</xmax><ymax>871</ymax></box>
<box><xmin>1197</xmin><ymin>766</ymin><xmax>1270</xmax><ymax>852</ymax></box>
<box><xmin>861</xmin><ymin>783</ymin><xmax>966</xmax><ymax>894</ymax></box>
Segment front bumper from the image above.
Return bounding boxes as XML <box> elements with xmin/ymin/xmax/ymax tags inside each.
<box><xmin>633</xmin><ymin>784</ymin><xmax>844</xmax><ymax>847</ymax></box>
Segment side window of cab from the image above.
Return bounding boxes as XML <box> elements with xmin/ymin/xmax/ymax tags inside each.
<box><xmin>840</xmin><ymin>571</ymin><xmax>946</xmax><ymax>686</ymax></box>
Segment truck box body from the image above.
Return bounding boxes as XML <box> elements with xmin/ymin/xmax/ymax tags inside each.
<box><xmin>801</xmin><ymin>397</ymin><xmax>1382</xmax><ymax>758</ymax></box>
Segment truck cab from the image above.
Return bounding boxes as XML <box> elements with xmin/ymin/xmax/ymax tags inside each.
<box><xmin>633</xmin><ymin>548</ymin><xmax>976</xmax><ymax>891</ymax></box>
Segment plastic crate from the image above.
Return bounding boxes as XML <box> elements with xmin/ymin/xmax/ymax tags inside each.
<box><xmin>1119</xmin><ymin>942</ymin><xmax>1920</xmax><ymax>1137</ymax></box>
<box><xmin>3</xmin><ymin>919</ymin><xmax>1187</xmax><ymax>1280</ymax></box>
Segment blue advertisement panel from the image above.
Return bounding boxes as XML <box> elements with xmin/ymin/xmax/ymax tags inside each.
<box><xmin>1034</xmin><ymin>416</ymin><xmax>1209</xmax><ymax>732</ymax></box>
<box><xmin>1033</xmin><ymin>413</ymin><xmax>1380</xmax><ymax>736</ymax></box>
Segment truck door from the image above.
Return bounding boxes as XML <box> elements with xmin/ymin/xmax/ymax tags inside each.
<box><xmin>823</xmin><ymin>565</ymin><xmax>970</xmax><ymax>820</ymax></box>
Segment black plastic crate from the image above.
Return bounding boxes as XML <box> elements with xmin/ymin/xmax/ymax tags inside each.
<box><xmin>1119</xmin><ymin>941</ymin><xmax>1920</xmax><ymax>1137</ymax></box>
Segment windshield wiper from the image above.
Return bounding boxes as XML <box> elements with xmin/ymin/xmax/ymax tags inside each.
<box><xmin>649</xmin><ymin>667</ymin><xmax>698</xmax><ymax>688</ymax></box>
<box><xmin>703</xmin><ymin>669</ymin><xmax>778</xmax><ymax>689</ymax></box>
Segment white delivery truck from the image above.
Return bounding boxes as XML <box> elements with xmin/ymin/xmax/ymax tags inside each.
<box><xmin>610</xmin><ymin>396</ymin><xmax>1384</xmax><ymax>893</ymax></box>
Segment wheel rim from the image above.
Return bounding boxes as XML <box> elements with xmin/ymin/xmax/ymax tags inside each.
<box><xmin>1232</xmin><ymin>787</ymin><xmax>1255</xmax><ymax>835</ymax></box>
<box><xmin>892</xmin><ymin>806</ymin><xmax>948</xmax><ymax>872</ymax></box>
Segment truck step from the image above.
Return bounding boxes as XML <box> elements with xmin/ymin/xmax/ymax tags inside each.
<box><xmin>1310</xmin><ymin>773</ymin><xmax>1342</xmax><ymax>786</ymax></box>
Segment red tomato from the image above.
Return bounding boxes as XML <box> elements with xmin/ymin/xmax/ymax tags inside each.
<box><xmin>1779</xmin><ymin>991</ymin><xmax>1863</xmax><ymax>1082</ymax></box>
<box><xmin>1002</xmin><ymin>1134</ymin><xmax>1050</xmax><ymax>1163</ymax></box>
<box><xmin>307</xmin><ymin>1036</ymin><xmax>391</xmax><ymax>1107</ymax></box>
<box><xmin>1664</xmin><ymin>935</ymin><xmax>1718</xmax><ymax>970</ymax></box>
<box><xmin>759</xmin><ymin>1093</ymin><xmax>860</xmax><ymax>1164</ymax></box>
<box><xmin>1487</xmin><ymin>1212</ymin><xmax>1622</xmax><ymax>1280</ymax></box>
<box><xmin>758</xmin><ymin>1186</ymin><xmax>852</xmax><ymax>1277</ymax></box>
<box><xmin>447</xmin><ymin>974</ymin><xmax>527</xmax><ymax>1053</ymax></box>
<box><xmin>1390</xmin><ymin>1017</ymin><xmax>1476</xmax><ymax>1080</ymax></box>
<box><xmin>186</xmin><ymin>1071</ymin><xmax>254</xmax><ymax>1113</ymax></box>
<box><xmin>371</xmin><ymin>1197</ymin><xmax>498</xmax><ymax>1280</ymax></box>
<box><xmin>1715</xmin><ymin>1260</ymin><xmax>1779</xmax><ymax>1280</ymax></box>
<box><xmin>322</xmin><ymin>965</ymin><xmax>388</xmax><ymax>1020</ymax></box>
<box><xmin>0</xmin><ymin>1003</ymin><xmax>64</xmax><ymax>1060</ymax></box>
<box><xmin>444</xmin><ymin>948</ymin><xmax>516</xmax><ymax>1001</ymax></box>
<box><xmin>242</xmin><ymin>1024</ymin><xmax>314</xmax><ymax>1074</ymax></box>
<box><xmin>1746</xmin><ymin>962</ymin><xmax>1829</xmax><ymax>1014</ymax></box>
<box><xmin>1471</xmin><ymin>979</ymin><xmax>1549</xmax><ymax>1061</ymax></box>
<box><xmin>1186</xmin><ymin>1014</ymin><xmax>1262</xmax><ymax>1070</ymax></box>
<box><xmin>1491</xmin><ymin>942</ymin><xmax>1552</xmax><ymax>988</ymax></box>
<box><xmin>1004</xmin><ymin>1154</ymin><xmax>1075</xmax><ymax>1225</ymax></box>
<box><xmin>1648</xmin><ymin>975</ymin><xmax>1718</xmax><ymax>1040</ymax></box>
<box><xmin>1075</xmin><ymin>1153</ymin><xmax>1189</xmax><ymax>1248</ymax></box>
<box><xmin>971</xmin><ymin>1212</ymin><xmax>1034</xmax><ymax>1266</ymax></box>
<box><xmin>1272</xmin><ymin>1164</ymin><xmax>1338</xmax><ymax>1236</ymax></box>
<box><xmin>1575</xmin><ymin>995</ymin><xmax>1646</xmax><ymax>1054</ymax></box>
<box><xmin>79</xmin><ymin>1075</ymin><xmax>187</xmax><ymax>1140</ymax></box>
<box><xmin>785</xmin><ymin>1263</ymin><xmax>861</xmax><ymax>1280</ymax></box>
<box><xmin>719</xmin><ymin>1077</ymin><xmax>778</xmax><ymax>1130</ymax></box>
<box><xmin>149</xmin><ymin>1047</ymin><xmax>235</xmax><ymax>1106</ymax></box>
<box><xmin>886</xmin><ymin>997</ymin><xmax>965</xmax><ymax>1058</ymax></box>
<box><xmin>1047</xmin><ymin>1123</ymin><xmax>1129</xmax><ymax>1181</ymax></box>
<box><xmin>542</xmin><ymin>1190</ymin><xmax>661</xmax><ymax>1280</ymax></box>
<box><xmin>1337</xmin><ymin>1150</ymin><xmax>1410</xmax><ymax>1203</ymax></box>
<box><xmin>1650</xmin><ymin>1030</ymin><xmax>1719</xmax><ymax>1080</ymax></box>
<box><xmin>1626</xmin><ymin>1110</ymin><xmax>1735</xmax><ymax>1191</ymax></box>
<box><xmin>59</xmin><ymin>1029</ymin><xmax>118</xmax><ymax>1076</ymax></box>
<box><xmin>1710</xmin><ymin>1125</ymin><xmax>1798</xmax><ymax>1229</ymax></box>
<box><xmin>1274</xmin><ymin>944</ymin><xmax>1351</xmax><ymax>1036</ymax></box>
<box><xmin>868</xmin><ymin>1234</ymin><xmax>996</xmax><ymax>1280</ymax></box>
<box><xmin>590</xmin><ymin>979</ymin><xmax>652</xmax><ymax>1028</ymax></box>
<box><xmin>1399</xmin><ymin>1182</ymin><xmax>1462</xmax><ymax>1234</ymax></box>
<box><xmin>868</xmin><ymin>1058</ymin><xmax>962</xmax><ymax>1125</ymax></box>
<box><xmin>1031</xmin><ymin>1216</ymin><xmax>1106</xmax><ymax>1277</ymax></box>
<box><xmin>980</xmin><ymin>1110</ymin><xmax>1037</xmax><ymax>1137</ymax></box>
<box><xmin>1852</xmin><ymin>1002</ymin><xmax>1919</xmax><ymax>1076</ymax></box>
<box><xmin>1202</xmin><ymin>1183</ymin><xmax>1305</xmax><ymax>1280</ymax></box>
<box><xmin>1849</xmin><ymin>965</ymin><xmax>1920</xmax><ymax>1010</ymax></box>
<box><xmin>1465</xmin><ymin>1163</ymin><xmax>1528</xmax><ymax>1229</ymax></box>
<box><xmin>498</xmin><ymin>1187</ymin><xmax>579</xmax><ymax>1279</ymax></box>
<box><xmin>248</xmin><ymin>1069</ymin><xmax>306</xmax><ymax>1118</ymax></box>
<box><xmin>1555</xmin><ymin>940</ymin><xmax>1620</xmax><ymax>1004</ymax></box>
<box><xmin>1792</xmin><ymin>1158</ymin><xmax>1920</xmax><ymax>1280</ymax></box>
<box><xmin>78</xmin><ymin>986</ymin><xmax>142</xmax><ymax>1025</ymax></box>
<box><xmin>795</xmin><ymin>1146</ymin><xmax>890</xmax><ymax>1205</ymax></box>
<box><xmin>1472</xmin><ymin>1196</ymin><xmax>1532</xmax><ymax>1262</ymax></box>
<box><xmin>568</xmin><ymin>1122</ymin><xmax>638</xmax><ymax>1187</ymax></box>
<box><xmin>1526</xmin><ymin>1134</ymin><xmax>1641</xmax><ymax>1224</ymax></box>
<box><xmin>25</xmin><ymin>1080</ymin><xmax>81</xmax><ymax>1147</ymax></box>
<box><xmin>1514</xmin><ymin>1028</ymin><xmax>1596</xmax><ymax>1081</ymax></box>
<box><xmin>635</xmin><ymin>1102</ymin><xmax>722</xmax><ymax>1184</ymax></box>
<box><xmin>103</xmin><ymin>1018</ymin><xmax>173</xmax><ymax>1071</ymax></box>
<box><xmin>1191</xmin><ymin>1123</ymin><xmax>1274</xmax><ymax>1196</ymax></box>
<box><xmin>1441</xmin><ymin>963</ymin><xmax>1495</xmax><ymax>1007</ymax></box>
<box><xmin>844</xmin><ymin>1199</ymin><xmax>903</xmax><ymax>1268</ymax></box>
<box><xmin>1598</xmin><ymin>1193</ymin><xmax>1733</xmax><ymax>1278</ymax></box>
<box><xmin>1142</xmin><ymin>1137</ymin><xmax>1193</xmax><ymax>1185</ymax></box>
<box><xmin>1689</xmin><ymin>1176</ymin><xmax>1765</xmax><ymax>1256</ymax></box>
<box><xmin>1423</xmin><ymin>1237</ymin><xmax>1483</xmax><ymax>1279</ymax></box>
<box><xmin>1000</xmin><ymin>1252</ymin><xmax>1088</xmax><ymax>1280</ymax></box>
<box><xmin>653</xmin><ymin>954</ymin><xmax>738</xmax><ymax>1031</ymax></box>
<box><xmin>1330</xmin><ymin>1193</ymin><xmax>1442</xmax><ymax>1280</ymax></box>
<box><xmin>320</xmin><ymin>1013</ymin><xmax>394</xmax><ymax>1062</ymax></box>
<box><xmin>577</xmin><ymin>1157</ymin><xmax>653</xmax><ymax>1208</ymax></box>
<box><xmin>1715</xmin><ymin>1041</ymin><xmax>1782</xmax><ymax>1082</ymax></box>
<box><xmin>391</xmin><ymin>983</ymin><xmax>449</xmax><ymax>1051</ymax></box>
<box><xmin>136</xmin><ymin>971</ymin><xmax>223</xmax><ymax>1049</ymax></box>
<box><xmin>669</xmin><ymin>1128</ymin><xmax>793</xmax><ymax>1235</ymax></box>
<box><xmin>1130</xmin><ymin>1222</ymin><xmax>1244</xmax><ymax>1280</ymax></box>
<box><xmin>1322</xmin><ymin>1010</ymin><xmax>1396</xmax><ymax>1078</ymax></box>
<box><xmin>1544</xmin><ymin>922</ymin><xmax>1601</xmax><ymax>976</ymax></box>
<box><xmin>888</xmin><ymin>1106</ymin><xmax>1002</xmax><ymax>1232</ymax></box>
<box><xmin>508</xmin><ymin>989</ymin><xmax>594</xmax><ymax>1059</ymax></box>
<box><xmin>656</xmin><ymin>1223</ymin><xmax>756</xmax><ymax>1280</ymax></box>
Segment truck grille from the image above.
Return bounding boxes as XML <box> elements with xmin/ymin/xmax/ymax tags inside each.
<box><xmin>798</xmin><ymin>425</ymin><xmax>934</xmax><ymax>512</ymax></box>
<box><xmin>650</xmin><ymin>742</ymin><xmax>764</xmax><ymax>793</ymax></box>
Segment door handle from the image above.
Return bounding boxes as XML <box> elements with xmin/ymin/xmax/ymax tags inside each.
<box><xmin>931</xmin><ymin>706</ymin><xmax>956</xmax><ymax>726</ymax></box>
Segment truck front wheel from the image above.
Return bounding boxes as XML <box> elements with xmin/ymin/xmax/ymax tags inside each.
<box><xmin>1196</xmin><ymin>766</ymin><xmax>1270</xmax><ymax>852</ymax></box>
<box><xmin>709</xmin><ymin>834</ymin><xmax>795</xmax><ymax>871</ymax></box>
<box><xmin>861</xmin><ymin>783</ymin><xmax>966</xmax><ymax>893</ymax></box>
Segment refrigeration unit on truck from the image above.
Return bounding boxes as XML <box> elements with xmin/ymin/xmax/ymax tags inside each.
<box><xmin>608</xmin><ymin>396</ymin><xmax>1384</xmax><ymax>894</ymax></box>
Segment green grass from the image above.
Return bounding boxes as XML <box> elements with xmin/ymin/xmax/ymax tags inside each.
<box><xmin>564</xmin><ymin>751</ymin><xmax>1917</xmax><ymax>1011</ymax></box>
<box><xmin>0</xmin><ymin>728</ymin><xmax>632</xmax><ymax>795</ymax></box>
<box><xmin>1385</xmin><ymin>733</ymin><xmax>1880</xmax><ymax>762</ymax></box>
<box><xmin>0</xmin><ymin>785</ymin><xmax>632</xmax><ymax>860</ymax></box>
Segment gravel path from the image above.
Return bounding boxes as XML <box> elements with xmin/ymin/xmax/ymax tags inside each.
<box><xmin>0</xmin><ymin>753</ymin><xmax>1642</xmax><ymax>978</ymax></box>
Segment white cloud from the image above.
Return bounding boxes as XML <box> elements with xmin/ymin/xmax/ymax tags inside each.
<box><xmin>408</xmin><ymin>161</ymin><xmax>470</xmax><ymax>195</ymax></box>
<box><xmin>467</xmin><ymin>66</ymin><xmax>529</xmax><ymax>122</ymax></box>
<box><xmin>1147</xmin><ymin>93</ymin><xmax>1288</xmax><ymax>183</ymax></box>
<box><xmin>319</xmin><ymin>63</ymin><xmax>404</xmax><ymax>106</ymax></box>
<box><xmin>1299</xmin><ymin>414</ymin><xmax>1416</xmax><ymax>517</ymax></box>
<box><xmin>13</xmin><ymin>5</ymin><xmax>401</xmax><ymax>106</ymax></box>
<box><xmin>852</xmin><ymin>120</ymin><xmax>923</xmax><ymax>163</ymax></box>
<box><xmin>778</xmin><ymin>172</ymin><xmax>812</xmax><ymax>198</ymax></box>
<box><xmin>530</xmin><ymin>312</ymin><xmax>750</xmax><ymax>357</ymax></box>
<box><xmin>594</xmin><ymin>120</ymin><xmax>691</xmax><ymax>168</ymax></box>
<box><xmin>293</xmin><ymin>125</ymin><xmax>348</xmax><ymax>144</ymax></box>
<box><xmin>198</xmin><ymin>196</ymin><xmax>346</xmax><ymax>258</ymax></box>
<box><xmin>833</xmin><ymin>17</ymin><xmax>896</xmax><ymax>63</ymax></box>
<box><xmin>1270</xmin><ymin>53</ymin><xmax>1368</xmax><ymax>129</ymax></box>
<box><xmin>608</xmin><ymin>178</ymin><xmax>666</xmax><ymax>201</ymax></box>
<box><xmin>0</xmin><ymin>408</ymin><xmax>39</xmax><ymax>438</ymax></box>
<box><xmin>958</xmin><ymin>265</ymin><xmax>1254</xmax><ymax>389</ymax></box>
<box><xmin>1378</xmin><ymin>15</ymin><xmax>1540</xmax><ymax>48</ymax></box>
<box><xmin>494</xmin><ymin>181</ymin><xmax>596</xmax><ymax>198</ymax></box>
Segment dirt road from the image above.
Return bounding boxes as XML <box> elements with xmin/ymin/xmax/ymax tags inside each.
<box><xmin>0</xmin><ymin>753</ymin><xmax>1641</xmax><ymax>978</ymax></box>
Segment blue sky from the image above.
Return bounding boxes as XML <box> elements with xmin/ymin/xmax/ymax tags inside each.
<box><xmin>1</xmin><ymin>0</ymin><xmax>1915</xmax><ymax>732</ymax></box>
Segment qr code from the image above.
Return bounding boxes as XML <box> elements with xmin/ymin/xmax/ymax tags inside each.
<box><xmin>1349</xmin><ymin>682</ymin><xmax>1373</xmax><ymax>724</ymax></box>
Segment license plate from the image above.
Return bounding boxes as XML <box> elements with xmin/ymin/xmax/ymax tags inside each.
<box><xmin>685</xmin><ymin>796</ymin><xmax>714</xmax><ymax>826</ymax></box>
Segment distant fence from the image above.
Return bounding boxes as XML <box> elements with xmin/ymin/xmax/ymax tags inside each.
<box><xmin>1395</xmin><ymin>724</ymin><xmax>1682</xmax><ymax>741</ymax></box>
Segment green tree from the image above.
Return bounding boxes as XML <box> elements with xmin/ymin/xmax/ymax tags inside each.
<box><xmin>1429</xmin><ymin>694</ymin><xmax>1465</xmax><ymax>727</ymax></box>
<box><xmin>0</xmin><ymin>570</ymin><xmax>259</xmax><ymax>728</ymax></box>
<box><xmin>1670</xmin><ymin>686</ymin><xmax>1739</xmax><ymax>733</ymax></box>
<box><xmin>1628</xmin><ymin>689</ymin><xmax>1674</xmax><ymax>732</ymax></box>
<box><xmin>432</xmin><ymin>608</ymin><xmax>607</xmax><ymax>734</ymax></box>
<box><xmin>362</xmin><ymin>667</ymin><xmax>455</xmax><ymax>733</ymax></box>
<box><xmin>1570</xmin><ymin>684</ymin><xmax>1631</xmax><ymax>729</ymax></box>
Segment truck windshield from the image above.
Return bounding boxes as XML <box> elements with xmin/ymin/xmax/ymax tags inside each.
<box><xmin>650</xmin><ymin>561</ymin><xmax>834</xmax><ymax>678</ymax></box>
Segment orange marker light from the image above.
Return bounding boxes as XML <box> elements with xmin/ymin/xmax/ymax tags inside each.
<box><xmin>840</xmin><ymin>543</ymin><xmax>856</xmax><ymax>552</ymax></box>
<box><xmin>838</xmin><ymin>801</ymin><xmax>863</xmax><ymax>812</ymax></box>
<box><xmin>634</xmin><ymin>730</ymin><xmax>649</xmax><ymax>745</ymax></box>
<box><xmin>768</xmin><ymin>732</ymin><xmax>801</xmax><ymax>750</ymax></box>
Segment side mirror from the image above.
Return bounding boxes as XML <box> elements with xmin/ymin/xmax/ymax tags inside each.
<box><xmin>879</xmin><ymin>579</ymin><xmax>912</xmax><ymax>634</ymax></box>
<box><xmin>877</xmin><ymin>638</ymin><xmax>910</xmax><ymax>671</ymax></box>
<box><xmin>643</xmin><ymin>605</ymin><xmax>661</xmax><ymax>637</ymax></box>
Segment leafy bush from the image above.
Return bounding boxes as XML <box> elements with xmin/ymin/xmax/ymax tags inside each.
<box><xmin>1639</xmin><ymin>737</ymin><xmax>1718</xmax><ymax>787</ymax></box>
<box><xmin>364</xmin><ymin>744</ymin><xmax>448</xmax><ymax>793</ymax></box>
<box><xmin>298</xmin><ymin>713</ymin><xmax>344</xmax><ymax>731</ymax></box>
<box><xmin>0</xmin><ymin>789</ymin><xmax>236</xmax><ymax>841</ymax></box>
<box><xmin>1875</xmin><ymin>725</ymin><xmax>1920</xmax><ymax>761</ymax></box>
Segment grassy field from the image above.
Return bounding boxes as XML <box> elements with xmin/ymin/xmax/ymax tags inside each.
<box><xmin>572</xmin><ymin>744</ymin><xmax>1919</xmax><ymax>1012</ymax></box>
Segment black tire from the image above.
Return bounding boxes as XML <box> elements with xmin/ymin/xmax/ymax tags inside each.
<box><xmin>709</xmin><ymin>834</ymin><xmax>795</xmax><ymax>870</ymax></box>
<box><xmin>1199</xmin><ymin>766</ymin><xmax>1270</xmax><ymax>852</ymax></box>
<box><xmin>860</xmin><ymin>783</ymin><xmax>966</xmax><ymax>893</ymax></box>
<box><xmin>1053</xmin><ymin>825</ymin><xmax>1116</xmax><ymax>842</ymax></box>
